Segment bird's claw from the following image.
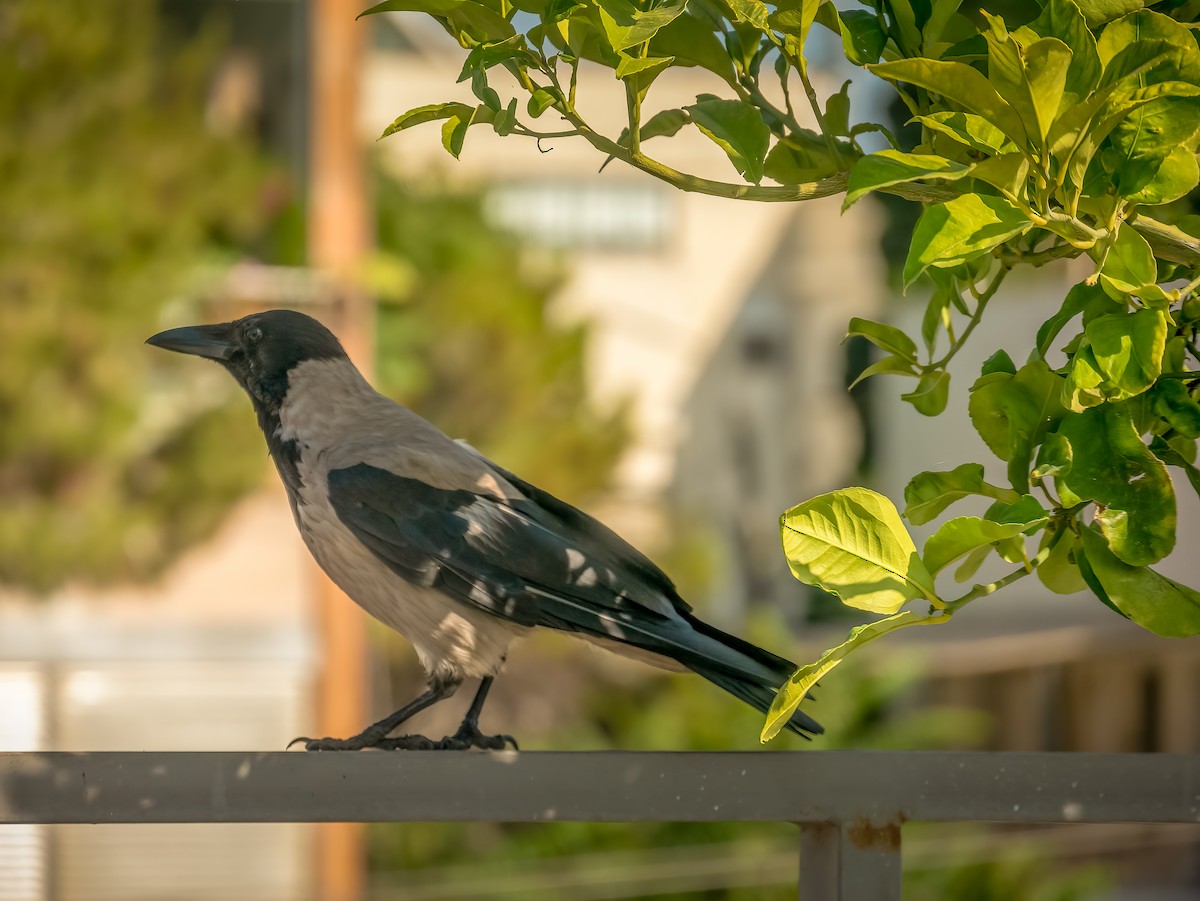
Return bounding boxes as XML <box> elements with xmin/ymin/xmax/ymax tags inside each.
<box><xmin>287</xmin><ymin>724</ymin><xmax>518</xmax><ymax>752</ymax></box>
<box><xmin>436</xmin><ymin>724</ymin><xmax>519</xmax><ymax>751</ymax></box>
<box><xmin>288</xmin><ymin>734</ymin><xmax>394</xmax><ymax>751</ymax></box>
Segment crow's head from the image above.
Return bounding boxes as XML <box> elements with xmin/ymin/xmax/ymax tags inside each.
<box><xmin>147</xmin><ymin>309</ymin><xmax>347</xmax><ymax>409</ymax></box>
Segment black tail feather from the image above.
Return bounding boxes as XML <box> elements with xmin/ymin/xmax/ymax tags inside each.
<box><xmin>680</xmin><ymin>614</ymin><xmax>822</xmax><ymax>738</ymax></box>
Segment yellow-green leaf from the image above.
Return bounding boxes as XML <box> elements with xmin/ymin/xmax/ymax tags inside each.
<box><xmin>760</xmin><ymin>610</ymin><xmax>950</xmax><ymax>742</ymax></box>
<box><xmin>780</xmin><ymin>488</ymin><xmax>940</xmax><ymax>613</ymax></box>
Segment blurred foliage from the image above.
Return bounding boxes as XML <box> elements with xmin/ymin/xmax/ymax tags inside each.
<box><xmin>0</xmin><ymin>0</ymin><xmax>273</xmax><ymax>591</ymax></box>
<box><xmin>0</xmin><ymin>1</ymin><xmax>623</xmax><ymax>593</ymax></box>
<box><xmin>368</xmin><ymin>644</ymin><xmax>1106</xmax><ymax>899</ymax></box>
<box><xmin>371</xmin><ymin>170</ymin><xmax>629</xmax><ymax>502</ymax></box>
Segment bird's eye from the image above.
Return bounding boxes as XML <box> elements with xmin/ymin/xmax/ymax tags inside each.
<box><xmin>245</xmin><ymin>326</ymin><xmax>264</xmax><ymax>344</ymax></box>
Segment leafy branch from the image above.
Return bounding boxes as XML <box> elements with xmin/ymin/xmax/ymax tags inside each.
<box><xmin>368</xmin><ymin>0</ymin><xmax>1200</xmax><ymax>738</ymax></box>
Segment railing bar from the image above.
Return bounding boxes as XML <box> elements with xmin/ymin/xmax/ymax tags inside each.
<box><xmin>797</xmin><ymin>821</ymin><xmax>838</xmax><ymax>901</ymax></box>
<box><xmin>838</xmin><ymin>819</ymin><xmax>901</xmax><ymax>901</ymax></box>
<box><xmin>1</xmin><ymin>752</ymin><xmax>1198</xmax><ymax>825</ymax></box>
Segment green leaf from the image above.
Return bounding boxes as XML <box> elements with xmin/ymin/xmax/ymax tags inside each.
<box><xmin>380</xmin><ymin>102</ymin><xmax>474</xmax><ymax>139</ymax></box>
<box><xmin>955</xmin><ymin>545</ymin><xmax>993</xmax><ymax>582</ymax></box>
<box><xmin>1096</xmin><ymin>9</ymin><xmax>1200</xmax><ymax>74</ymax></box>
<box><xmin>904</xmin><ymin>462</ymin><xmax>1020</xmax><ymax>525</ymax></box>
<box><xmin>843</xmin><ymin>150</ymin><xmax>971</xmax><ymax>210</ymax></box>
<box><xmin>981</xmin><ymin>20</ymin><xmax>1071</xmax><ymax>146</ymax></box>
<box><xmin>869</xmin><ymin>58</ymin><xmax>1029</xmax><ymax>149</ymax></box>
<box><xmin>1151</xmin><ymin>434</ymin><xmax>1200</xmax><ymax>497</ymax></box>
<box><xmin>1023</xmin><ymin>39</ymin><xmax>1073</xmax><ymax>143</ymax></box>
<box><xmin>726</xmin><ymin>0</ymin><xmax>772</xmax><ymax>30</ymax></box>
<box><xmin>596</xmin><ymin>0</ymin><xmax>688</xmax><ymax>52</ymax></box>
<box><xmin>615</xmin><ymin>53</ymin><xmax>673</xmax><ymax>103</ymax></box>
<box><xmin>1066</xmin><ymin>344</ymin><xmax>1107</xmax><ymax>411</ymax></box>
<box><xmin>1074</xmin><ymin>0</ymin><xmax>1145</xmax><ymax>28</ymax></box>
<box><xmin>1152</xmin><ymin>379</ymin><xmax>1200</xmax><ymax>439</ymax></box>
<box><xmin>685</xmin><ymin>99</ymin><xmax>771</xmax><ymax>183</ymax></box>
<box><xmin>968</xmin><ymin>361</ymin><xmax>1068</xmax><ymax>492</ymax></box>
<box><xmin>1038</xmin><ymin>530</ymin><xmax>1088</xmax><ymax>594</ymax></box>
<box><xmin>640</xmin><ymin>108</ymin><xmax>690</xmax><ymax>140</ymax></box>
<box><xmin>923</xmin><ymin>516</ymin><xmax>1033</xmax><ymax>575</ymax></box>
<box><xmin>967</xmin><ymin>153</ymin><xmax>1030</xmax><ymax>199</ymax></box>
<box><xmin>902</xmin><ymin>369</ymin><xmax>951</xmax><ymax>416</ymax></box>
<box><xmin>1084</xmin><ymin>307</ymin><xmax>1168</xmax><ymax>400</ymax></box>
<box><xmin>527</xmin><ymin>88</ymin><xmax>560</xmax><ymax>118</ymax></box>
<box><xmin>1110</xmin><ymin>99</ymin><xmax>1200</xmax><ymax>199</ymax></box>
<box><xmin>824</xmin><ymin>80</ymin><xmax>852</xmax><ymax>137</ymax></box>
<box><xmin>1016</xmin><ymin>0</ymin><xmax>1101</xmax><ymax>103</ymax></box>
<box><xmin>1036</xmin><ymin>281</ymin><xmax>1112</xmax><ymax>358</ymax></box>
<box><xmin>1056</xmin><ymin>402</ymin><xmax>1176</xmax><ymax>565</ymax></box>
<box><xmin>780</xmin><ymin>488</ymin><xmax>940</xmax><ymax>613</ymax></box>
<box><xmin>760</xmin><ymin>609</ymin><xmax>949</xmax><ymax>742</ymax></box>
<box><xmin>1096</xmin><ymin>226</ymin><xmax>1157</xmax><ymax>295</ymax></box>
<box><xmin>981</xmin><ymin>349</ymin><xmax>1016</xmax><ymax>376</ymax></box>
<box><xmin>1079</xmin><ymin>525</ymin><xmax>1200</xmax><ymax>637</ymax></box>
<box><xmin>846</xmin><ymin>317</ymin><xmax>918</xmax><ymax>359</ymax></box>
<box><xmin>848</xmin><ymin>354</ymin><xmax>919</xmax><ymax>390</ymax></box>
<box><xmin>986</xmin><ymin>494</ymin><xmax>1049</xmax><ymax>528</ymax></box>
<box><xmin>1033</xmin><ymin>430</ymin><xmax>1073</xmax><ymax>480</ymax></box>
<box><xmin>903</xmin><ymin>194</ymin><xmax>1031</xmax><ymax>287</ymax></box>
<box><xmin>914</xmin><ymin>112</ymin><xmax>1008</xmax><ymax>154</ymax></box>
<box><xmin>763</xmin><ymin>131</ymin><xmax>847</xmax><ymax>183</ymax></box>
<box><xmin>651</xmin><ymin>11</ymin><xmax>737</xmax><ymax>87</ymax></box>
<box><xmin>1122</xmin><ymin>146</ymin><xmax>1200</xmax><ymax>206</ymax></box>
<box><xmin>834</xmin><ymin>9</ymin><xmax>887</xmax><ymax>66</ymax></box>
<box><xmin>360</xmin><ymin>0</ymin><xmax>469</xmax><ymax>16</ymax></box>
<box><xmin>441</xmin><ymin>105</ymin><xmax>494</xmax><ymax>158</ymax></box>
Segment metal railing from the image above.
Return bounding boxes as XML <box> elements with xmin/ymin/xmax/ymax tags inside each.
<box><xmin>2</xmin><ymin>751</ymin><xmax>1198</xmax><ymax>899</ymax></box>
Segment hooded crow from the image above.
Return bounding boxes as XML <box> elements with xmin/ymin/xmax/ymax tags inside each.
<box><xmin>147</xmin><ymin>309</ymin><xmax>821</xmax><ymax>750</ymax></box>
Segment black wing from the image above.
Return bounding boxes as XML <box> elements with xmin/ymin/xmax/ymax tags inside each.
<box><xmin>326</xmin><ymin>462</ymin><xmax>704</xmax><ymax>662</ymax></box>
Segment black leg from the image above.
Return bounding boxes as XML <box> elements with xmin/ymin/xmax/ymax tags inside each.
<box><xmin>394</xmin><ymin>676</ymin><xmax>518</xmax><ymax>751</ymax></box>
<box><xmin>290</xmin><ymin>678</ymin><xmax>460</xmax><ymax>751</ymax></box>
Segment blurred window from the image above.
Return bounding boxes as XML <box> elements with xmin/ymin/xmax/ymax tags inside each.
<box><xmin>484</xmin><ymin>182</ymin><xmax>672</xmax><ymax>250</ymax></box>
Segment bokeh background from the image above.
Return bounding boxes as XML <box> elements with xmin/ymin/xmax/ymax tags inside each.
<box><xmin>2</xmin><ymin>1</ymin><xmax>1200</xmax><ymax>898</ymax></box>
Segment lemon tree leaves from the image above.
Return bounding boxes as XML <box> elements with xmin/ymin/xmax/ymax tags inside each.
<box><xmin>781</xmin><ymin>488</ymin><xmax>940</xmax><ymax>614</ymax></box>
<box><xmin>1079</xmin><ymin>526</ymin><xmax>1200</xmax><ymax>637</ymax></box>
<box><xmin>1056</xmin><ymin>402</ymin><xmax>1176</xmax><ymax>565</ymax></box>
<box><xmin>366</xmin><ymin>0</ymin><xmax>1200</xmax><ymax>737</ymax></box>
<box><xmin>760</xmin><ymin>609</ymin><xmax>949</xmax><ymax>742</ymax></box>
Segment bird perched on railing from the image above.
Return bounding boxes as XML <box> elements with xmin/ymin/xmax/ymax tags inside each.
<box><xmin>147</xmin><ymin>310</ymin><xmax>821</xmax><ymax>750</ymax></box>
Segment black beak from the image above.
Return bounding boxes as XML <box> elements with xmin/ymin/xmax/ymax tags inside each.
<box><xmin>146</xmin><ymin>323</ymin><xmax>235</xmax><ymax>361</ymax></box>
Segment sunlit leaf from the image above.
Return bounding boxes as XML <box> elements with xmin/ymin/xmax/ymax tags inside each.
<box><xmin>923</xmin><ymin>516</ymin><xmax>1034</xmax><ymax>575</ymax></box>
<box><xmin>686</xmin><ymin>99</ymin><xmax>771</xmax><ymax>183</ymax></box>
<box><xmin>904</xmin><ymin>194</ymin><xmax>1031</xmax><ymax>286</ymax></box>
<box><xmin>968</xmin><ymin>361</ymin><xmax>1067</xmax><ymax>492</ymax></box>
<box><xmin>846</xmin><ymin>317</ymin><xmax>918</xmax><ymax>359</ymax></box>
<box><xmin>870</xmin><ymin>58</ymin><xmax>1029</xmax><ymax>148</ymax></box>
<box><xmin>780</xmin><ymin>488</ymin><xmax>940</xmax><ymax>613</ymax></box>
<box><xmin>1037</xmin><ymin>530</ymin><xmax>1088</xmax><ymax>594</ymax></box>
<box><xmin>1084</xmin><ymin>307</ymin><xmax>1168</xmax><ymax>400</ymax></box>
<box><xmin>844</xmin><ymin>150</ymin><xmax>971</xmax><ymax>210</ymax></box>
<box><xmin>761</xmin><ymin>609</ymin><xmax>950</xmax><ymax>741</ymax></box>
<box><xmin>904</xmin><ymin>462</ymin><xmax>1020</xmax><ymax>525</ymax></box>
<box><xmin>902</xmin><ymin>369</ymin><xmax>951</xmax><ymax>416</ymax></box>
<box><xmin>596</xmin><ymin>0</ymin><xmax>688</xmax><ymax>51</ymax></box>
<box><xmin>380</xmin><ymin>102</ymin><xmax>474</xmax><ymax>139</ymax></box>
<box><xmin>914</xmin><ymin>111</ymin><xmax>1009</xmax><ymax>154</ymax></box>
<box><xmin>1096</xmin><ymin>226</ymin><xmax>1157</xmax><ymax>295</ymax></box>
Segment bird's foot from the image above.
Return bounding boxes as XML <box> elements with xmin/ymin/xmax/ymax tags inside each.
<box><xmin>288</xmin><ymin>732</ymin><xmax>426</xmax><ymax>752</ymax></box>
<box><xmin>432</xmin><ymin>722</ymin><xmax>518</xmax><ymax>751</ymax></box>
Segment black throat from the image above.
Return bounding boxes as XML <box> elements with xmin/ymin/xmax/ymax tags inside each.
<box><xmin>248</xmin><ymin>380</ymin><xmax>305</xmax><ymax>505</ymax></box>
